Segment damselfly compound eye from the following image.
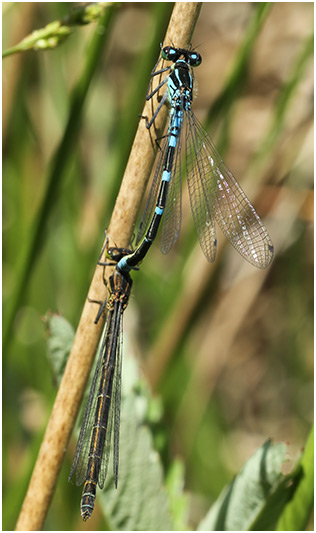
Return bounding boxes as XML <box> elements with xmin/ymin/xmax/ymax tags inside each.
<box><xmin>188</xmin><ymin>51</ymin><xmax>202</xmax><ymax>66</ymax></box>
<box><xmin>161</xmin><ymin>46</ymin><xmax>179</xmax><ymax>62</ymax></box>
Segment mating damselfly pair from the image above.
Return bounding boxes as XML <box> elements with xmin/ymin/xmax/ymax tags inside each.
<box><xmin>69</xmin><ymin>45</ymin><xmax>274</xmax><ymax>520</ymax></box>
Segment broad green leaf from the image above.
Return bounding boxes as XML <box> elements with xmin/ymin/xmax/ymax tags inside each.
<box><xmin>45</xmin><ymin>313</ymin><xmax>74</xmax><ymax>384</ymax></box>
<box><xmin>276</xmin><ymin>427</ymin><xmax>314</xmax><ymax>531</ymax></box>
<box><xmin>97</xmin><ymin>353</ymin><xmax>173</xmax><ymax>530</ymax></box>
<box><xmin>198</xmin><ymin>440</ymin><xmax>287</xmax><ymax>531</ymax></box>
<box><xmin>249</xmin><ymin>467</ymin><xmax>302</xmax><ymax>531</ymax></box>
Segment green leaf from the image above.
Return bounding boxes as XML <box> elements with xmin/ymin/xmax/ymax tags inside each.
<box><xmin>97</xmin><ymin>354</ymin><xmax>173</xmax><ymax>530</ymax></box>
<box><xmin>249</xmin><ymin>467</ymin><xmax>302</xmax><ymax>530</ymax></box>
<box><xmin>44</xmin><ymin>313</ymin><xmax>74</xmax><ymax>385</ymax></box>
<box><xmin>276</xmin><ymin>427</ymin><xmax>314</xmax><ymax>531</ymax></box>
<box><xmin>198</xmin><ymin>440</ymin><xmax>287</xmax><ymax>531</ymax></box>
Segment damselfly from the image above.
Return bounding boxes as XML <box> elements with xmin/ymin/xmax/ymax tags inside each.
<box><xmin>117</xmin><ymin>45</ymin><xmax>274</xmax><ymax>273</ymax></box>
<box><xmin>69</xmin><ymin>268</ymin><xmax>132</xmax><ymax>521</ymax></box>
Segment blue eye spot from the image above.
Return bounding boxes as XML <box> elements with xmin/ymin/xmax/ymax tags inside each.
<box><xmin>189</xmin><ymin>52</ymin><xmax>202</xmax><ymax>66</ymax></box>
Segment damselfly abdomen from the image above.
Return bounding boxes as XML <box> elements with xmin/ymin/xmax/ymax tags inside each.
<box><xmin>69</xmin><ymin>269</ymin><xmax>132</xmax><ymax>521</ymax></box>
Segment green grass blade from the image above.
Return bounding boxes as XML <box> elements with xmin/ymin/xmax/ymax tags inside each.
<box><xmin>3</xmin><ymin>5</ymin><xmax>117</xmax><ymax>350</ymax></box>
<box><xmin>205</xmin><ymin>2</ymin><xmax>272</xmax><ymax>131</ymax></box>
<box><xmin>258</xmin><ymin>31</ymin><xmax>314</xmax><ymax>160</ymax></box>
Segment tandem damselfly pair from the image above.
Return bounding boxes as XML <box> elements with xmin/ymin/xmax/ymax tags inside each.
<box><xmin>69</xmin><ymin>45</ymin><xmax>274</xmax><ymax>521</ymax></box>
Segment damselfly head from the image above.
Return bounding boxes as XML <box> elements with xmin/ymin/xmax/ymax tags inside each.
<box><xmin>161</xmin><ymin>46</ymin><xmax>202</xmax><ymax>67</ymax></box>
<box><xmin>107</xmin><ymin>247</ymin><xmax>132</xmax><ymax>262</ymax></box>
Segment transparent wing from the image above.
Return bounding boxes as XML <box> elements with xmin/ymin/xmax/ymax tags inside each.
<box><xmin>160</xmin><ymin>114</ymin><xmax>183</xmax><ymax>255</ymax></box>
<box><xmin>69</xmin><ymin>312</ymin><xmax>111</xmax><ymax>487</ymax></box>
<box><xmin>136</xmin><ymin>126</ymin><xmax>168</xmax><ymax>245</ymax></box>
<box><xmin>137</xmin><ymin>116</ymin><xmax>183</xmax><ymax>254</ymax></box>
<box><xmin>136</xmin><ymin>59</ymin><xmax>171</xmax><ymax>244</ymax></box>
<box><xmin>98</xmin><ymin>303</ymin><xmax>122</xmax><ymax>489</ymax></box>
<box><xmin>185</xmin><ymin>111</ymin><xmax>217</xmax><ymax>262</ymax></box>
<box><xmin>185</xmin><ymin>110</ymin><xmax>274</xmax><ymax>268</ymax></box>
<box><xmin>112</xmin><ymin>311</ymin><xmax>123</xmax><ymax>485</ymax></box>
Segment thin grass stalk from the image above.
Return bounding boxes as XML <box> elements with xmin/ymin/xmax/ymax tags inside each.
<box><xmin>256</xmin><ymin>30</ymin><xmax>314</xmax><ymax>161</ymax></box>
<box><xmin>205</xmin><ymin>2</ymin><xmax>272</xmax><ymax>130</ymax></box>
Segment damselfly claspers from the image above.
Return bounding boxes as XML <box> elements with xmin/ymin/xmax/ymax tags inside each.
<box><xmin>69</xmin><ymin>266</ymin><xmax>132</xmax><ymax>521</ymax></box>
<box><xmin>117</xmin><ymin>45</ymin><xmax>274</xmax><ymax>273</ymax></box>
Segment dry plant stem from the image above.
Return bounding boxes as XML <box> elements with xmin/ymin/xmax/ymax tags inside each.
<box><xmin>15</xmin><ymin>3</ymin><xmax>202</xmax><ymax>531</ymax></box>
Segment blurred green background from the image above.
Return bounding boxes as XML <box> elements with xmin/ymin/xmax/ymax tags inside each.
<box><xmin>3</xmin><ymin>2</ymin><xmax>313</xmax><ymax>530</ymax></box>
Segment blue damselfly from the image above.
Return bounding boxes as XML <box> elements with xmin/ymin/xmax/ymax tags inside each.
<box><xmin>117</xmin><ymin>46</ymin><xmax>274</xmax><ymax>273</ymax></box>
<box><xmin>69</xmin><ymin>267</ymin><xmax>132</xmax><ymax>521</ymax></box>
